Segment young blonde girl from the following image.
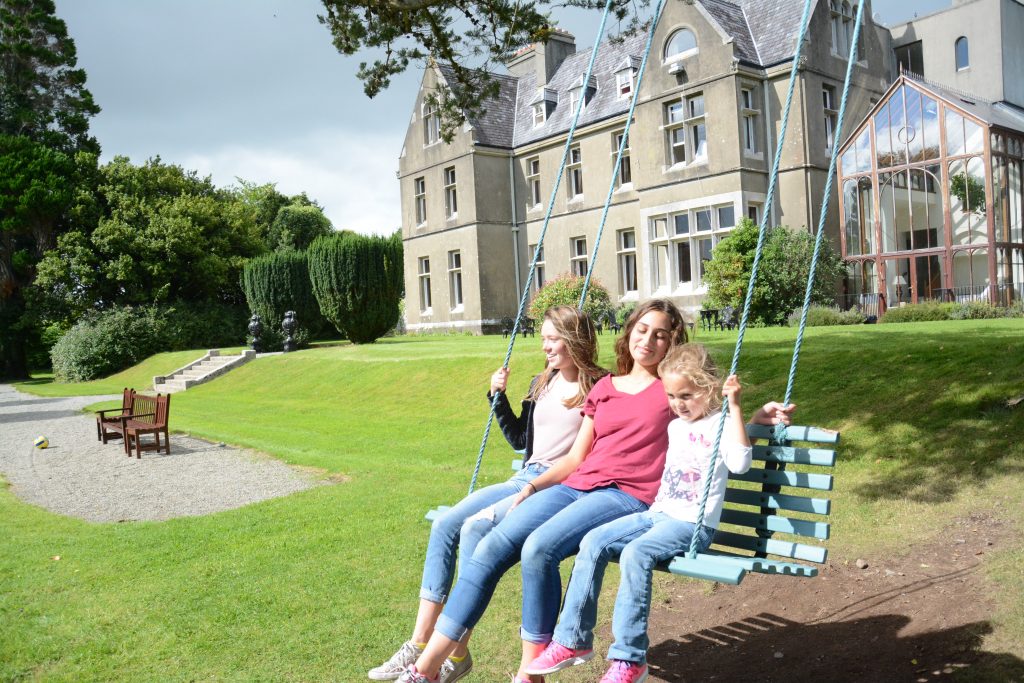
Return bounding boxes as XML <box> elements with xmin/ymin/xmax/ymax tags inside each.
<box><xmin>526</xmin><ymin>344</ymin><xmax>794</xmax><ymax>683</ymax></box>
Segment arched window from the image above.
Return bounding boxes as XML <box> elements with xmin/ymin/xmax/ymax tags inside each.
<box><xmin>955</xmin><ymin>36</ymin><xmax>969</xmax><ymax>71</ymax></box>
<box><xmin>664</xmin><ymin>28</ymin><xmax>697</xmax><ymax>61</ymax></box>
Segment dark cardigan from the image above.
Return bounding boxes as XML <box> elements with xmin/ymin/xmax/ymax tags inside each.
<box><xmin>489</xmin><ymin>375</ymin><xmax>542</xmax><ymax>464</ymax></box>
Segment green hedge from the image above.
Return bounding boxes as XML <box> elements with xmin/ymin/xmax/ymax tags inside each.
<box><xmin>50</xmin><ymin>304</ymin><xmax>247</xmax><ymax>382</ymax></box>
<box><xmin>241</xmin><ymin>251</ymin><xmax>325</xmax><ymax>350</ymax></box>
<box><xmin>787</xmin><ymin>305</ymin><xmax>866</xmax><ymax>327</ymax></box>
<box><xmin>527</xmin><ymin>274</ymin><xmax>613</xmax><ymax>323</ymax></box>
<box><xmin>308</xmin><ymin>232</ymin><xmax>403</xmax><ymax>344</ymax></box>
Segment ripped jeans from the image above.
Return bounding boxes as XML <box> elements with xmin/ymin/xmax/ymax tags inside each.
<box><xmin>419</xmin><ymin>462</ymin><xmax>548</xmax><ymax>604</ymax></box>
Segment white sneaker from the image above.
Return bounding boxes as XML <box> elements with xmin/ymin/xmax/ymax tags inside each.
<box><xmin>440</xmin><ymin>651</ymin><xmax>473</xmax><ymax>683</ymax></box>
<box><xmin>369</xmin><ymin>641</ymin><xmax>423</xmax><ymax>680</ymax></box>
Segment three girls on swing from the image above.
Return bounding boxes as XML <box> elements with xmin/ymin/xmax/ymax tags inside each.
<box><xmin>373</xmin><ymin>299</ymin><xmax>793</xmax><ymax>683</ymax></box>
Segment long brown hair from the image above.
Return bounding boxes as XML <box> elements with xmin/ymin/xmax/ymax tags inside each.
<box><xmin>527</xmin><ymin>306</ymin><xmax>607</xmax><ymax>408</ymax></box>
<box><xmin>613</xmin><ymin>299</ymin><xmax>689</xmax><ymax>375</ymax></box>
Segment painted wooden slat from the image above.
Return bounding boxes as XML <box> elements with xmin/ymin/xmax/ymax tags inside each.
<box><xmin>730</xmin><ymin>467</ymin><xmax>834</xmax><ymax>491</ymax></box>
<box><xmin>661</xmin><ymin>556</ymin><xmax>747</xmax><ymax>585</ymax></box>
<box><xmin>723</xmin><ymin>488</ymin><xmax>831</xmax><ymax>515</ymax></box>
<box><xmin>746</xmin><ymin>423</ymin><xmax>841</xmax><ymax>444</ymax></box>
<box><xmin>712</xmin><ymin>530</ymin><xmax>828</xmax><ymax>563</ymax></box>
<box><xmin>719</xmin><ymin>508</ymin><xmax>830</xmax><ymax>540</ymax></box>
<box><xmin>511</xmin><ymin>459</ymin><xmax>524</xmax><ymax>471</ymax></box>
<box><xmin>425</xmin><ymin>505</ymin><xmax>452</xmax><ymax>522</ymax></box>
<box><xmin>685</xmin><ymin>552</ymin><xmax>820</xmax><ymax>578</ymax></box>
<box><xmin>752</xmin><ymin>444</ymin><xmax>836</xmax><ymax>466</ymax></box>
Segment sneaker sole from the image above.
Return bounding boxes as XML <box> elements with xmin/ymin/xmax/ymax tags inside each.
<box><xmin>368</xmin><ymin>672</ymin><xmax>403</xmax><ymax>681</ymax></box>
<box><xmin>525</xmin><ymin>650</ymin><xmax>595</xmax><ymax>675</ymax></box>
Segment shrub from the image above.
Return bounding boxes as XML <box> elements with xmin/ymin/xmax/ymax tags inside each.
<box><xmin>527</xmin><ymin>274</ymin><xmax>613</xmax><ymax>323</ymax></box>
<box><xmin>308</xmin><ymin>231</ymin><xmax>403</xmax><ymax>344</ymax></box>
<box><xmin>879</xmin><ymin>301</ymin><xmax>955</xmax><ymax>323</ymax></box>
<box><xmin>49</xmin><ymin>303</ymin><xmax>248</xmax><ymax>382</ymax></box>
<box><xmin>241</xmin><ymin>251</ymin><xmax>325</xmax><ymax>350</ymax></box>
<box><xmin>50</xmin><ymin>306</ymin><xmax>168</xmax><ymax>382</ymax></box>
<box><xmin>704</xmin><ymin>219</ymin><xmax>844</xmax><ymax>326</ymax></box>
<box><xmin>948</xmin><ymin>300</ymin><xmax>1006</xmax><ymax>320</ymax></box>
<box><xmin>787</xmin><ymin>305</ymin><xmax>866</xmax><ymax>327</ymax></box>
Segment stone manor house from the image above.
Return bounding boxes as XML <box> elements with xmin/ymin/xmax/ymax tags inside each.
<box><xmin>396</xmin><ymin>0</ymin><xmax>1019</xmax><ymax>332</ymax></box>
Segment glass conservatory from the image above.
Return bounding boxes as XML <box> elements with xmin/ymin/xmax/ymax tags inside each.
<box><xmin>837</xmin><ymin>75</ymin><xmax>1024</xmax><ymax>314</ymax></box>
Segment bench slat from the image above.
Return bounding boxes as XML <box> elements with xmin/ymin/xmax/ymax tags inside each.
<box><xmin>752</xmin><ymin>444</ymin><xmax>836</xmax><ymax>466</ymax></box>
<box><xmin>687</xmin><ymin>552</ymin><xmax>820</xmax><ymax>578</ymax></box>
<box><xmin>730</xmin><ymin>468</ymin><xmax>834</xmax><ymax>491</ymax></box>
<box><xmin>712</xmin><ymin>530</ymin><xmax>828</xmax><ymax>564</ymax></box>
<box><xmin>723</xmin><ymin>488</ymin><xmax>831</xmax><ymax>515</ymax></box>
<box><xmin>661</xmin><ymin>556</ymin><xmax>747</xmax><ymax>585</ymax></box>
<box><xmin>719</xmin><ymin>509</ymin><xmax>830</xmax><ymax>540</ymax></box>
<box><xmin>746</xmin><ymin>424</ymin><xmax>840</xmax><ymax>444</ymax></box>
<box><xmin>425</xmin><ymin>506</ymin><xmax>452</xmax><ymax>522</ymax></box>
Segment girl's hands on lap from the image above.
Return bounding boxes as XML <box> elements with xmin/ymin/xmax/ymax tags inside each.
<box><xmin>509</xmin><ymin>482</ymin><xmax>535</xmax><ymax>511</ymax></box>
<box><xmin>491</xmin><ymin>367</ymin><xmax>510</xmax><ymax>395</ymax></box>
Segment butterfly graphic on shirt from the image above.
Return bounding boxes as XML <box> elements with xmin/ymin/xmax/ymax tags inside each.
<box><xmin>659</xmin><ymin>466</ymin><xmax>702</xmax><ymax>502</ymax></box>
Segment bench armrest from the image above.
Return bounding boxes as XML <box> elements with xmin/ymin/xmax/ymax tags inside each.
<box><xmin>95</xmin><ymin>408</ymin><xmax>128</xmax><ymax>417</ymax></box>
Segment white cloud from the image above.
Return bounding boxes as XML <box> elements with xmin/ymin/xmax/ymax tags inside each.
<box><xmin>182</xmin><ymin>129</ymin><xmax>403</xmax><ymax>236</ymax></box>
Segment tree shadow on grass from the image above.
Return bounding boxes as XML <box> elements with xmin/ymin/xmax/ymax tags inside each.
<box><xmin>648</xmin><ymin>612</ymin><xmax>1024</xmax><ymax>682</ymax></box>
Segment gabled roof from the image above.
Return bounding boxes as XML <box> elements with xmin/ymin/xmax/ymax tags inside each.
<box><xmin>698</xmin><ymin>0</ymin><xmax>760</xmax><ymax>65</ymax></box>
<box><xmin>724</xmin><ymin>0</ymin><xmax>812</xmax><ymax>67</ymax></box>
<box><xmin>436</xmin><ymin>65</ymin><xmax>519</xmax><ymax>149</ymax></box>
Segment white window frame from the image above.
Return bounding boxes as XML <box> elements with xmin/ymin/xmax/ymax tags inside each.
<box><xmin>741</xmin><ymin>86</ymin><xmax>760</xmax><ymax>155</ymax></box>
<box><xmin>747</xmin><ymin>203</ymin><xmax>761</xmax><ymax>223</ymax></box>
<box><xmin>617</xmin><ymin>229</ymin><xmax>638</xmax><ymax>296</ymax></box>
<box><xmin>823</xmin><ymin>85</ymin><xmax>838</xmax><ymax>150</ymax></box>
<box><xmin>570</xmin><ymin>236</ymin><xmax>588</xmax><ymax>276</ymax></box>
<box><xmin>527</xmin><ymin>157</ymin><xmax>542</xmax><ymax>210</ymax></box>
<box><xmin>568</xmin><ymin>86</ymin><xmax>583</xmax><ymax>114</ymax></box>
<box><xmin>414</xmin><ymin>176</ymin><xmax>426</xmax><ymax>225</ymax></box>
<box><xmin>447</xmin><ymin>250</ymin><xmax>463</xmax><ymax>310</ymax></box>
<box><xmin>955</xmin><ymin>36</ymin><xmax>970</xmax><ymax>71</ymax></box>
<box><xmin>443</xmin><ymin>166</ymin><xmax>457</xmax><ymax>219</ymax></box>
<box><xmin>664</xmin><ymin>28</ymin><xmax>698</xmax><ymax>62</ymax></box>
<box><xmin>418</xmin><ymin>256</ymin><xmax>432</xmax><ymax>312</ymax></box>
<box><xmin>532</xmin><ymin>103</ymin><xmax>545</xmax><ymax>128</ymax></box>
<box><xmin>423</xmin><ymin>100</ymin><xmax>440</xmax><ymax>146</ymax></box>
<box><xmin>612</xmin><ymin>131</ymin><xmax>632</xmax><ymax>189</ymax></box>
<box><xmin>567</xmin><ymin>145</ymin><xmax>583</xmax><ymax>200</ymax></box>
<box><xmin>530</xmin><ymin>244</ymin><xmax>546</xmax><ymax>291</ymax></box>
<box><xmin>616</xmin><ymin>69</ymin><xmax>635</xmax><ymax>98</ymax></box>
<box><xmin>649</xmin><ymin>203</ymin><xmax>737</xmax><ymax>292</ymax></box>
<box><xmin>664</xmin><ymin>93</ymin><xmax>707</xmax><ymax>168</ymax></box>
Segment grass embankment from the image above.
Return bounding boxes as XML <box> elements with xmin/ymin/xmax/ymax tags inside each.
<box><xmin>4</xmin><ymin>321</ymin><xmax>1024</xmax><ymax>681</ymax></box>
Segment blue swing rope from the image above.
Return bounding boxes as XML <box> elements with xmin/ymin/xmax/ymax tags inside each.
<box><xmin>687</xmin><ymin>0</ymin><xmax>815</xmax><ymax>558</ymax></box>
<box><xmin>783</xmin><ymin>0</ymin><xmax>866</xmax><ymax>408</ymax></box>
<box><xmin>578</xmin><ymin>0</ymin><xmax>668</xmax><ymax>308</ymax></box>
<box><xmin>466</xmin><ymin>0</ymin><xmax>625</xmax><ymax>495</ymax></box>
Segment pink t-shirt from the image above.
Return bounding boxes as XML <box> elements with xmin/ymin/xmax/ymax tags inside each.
<box><xmin>561</xmin><ymin>374</ymin><xmax>674</xmax><ymax>505</ymax></box>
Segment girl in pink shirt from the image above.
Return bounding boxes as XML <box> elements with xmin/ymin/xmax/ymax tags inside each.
<box><xmin>397</xmin><ymin>299</ymin><xmax>689</xmax><ymax>683</ymax></box>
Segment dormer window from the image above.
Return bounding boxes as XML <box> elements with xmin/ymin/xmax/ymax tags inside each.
<box><xmin>532</xmin><ymin>103</ymin><xmax>546</xmax><ymax>127</ymax></box>
<box><xmin>664</xmin><ymin>28</ymin><xmax>697</xmax><ymax>62</ymax></box>
<box><xmin>568</xmin><ymin>86</ymin><xmax>583</xmax><ymax>114</ymax></box>
<box><xmin>567</xmin><ymin>75</ymin><xmax>597</xmax><ymax>114</ymax></box>
<box><xmin>616</xmin><ymin>70</ymin><xmax>635</xmax><ymax>98</ymax></box>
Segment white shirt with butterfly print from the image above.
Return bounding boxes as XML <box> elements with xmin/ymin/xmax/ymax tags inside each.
<box><xmin>648</xmin><ymin>411</ymin><xmax>752</xmax><ymax>528</ymax></box>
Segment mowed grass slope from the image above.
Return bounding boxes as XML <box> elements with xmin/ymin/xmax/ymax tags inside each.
<box><xmin>5</xmin><ymin>321</ymin><xmax>1024</xmax><ymax>681</ymax></box>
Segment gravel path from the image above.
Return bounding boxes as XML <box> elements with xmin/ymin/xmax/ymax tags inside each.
<box><xmin>0</xmin><ymin>384</ymin><xmax>325</xmax><ymax>523</ymax></box>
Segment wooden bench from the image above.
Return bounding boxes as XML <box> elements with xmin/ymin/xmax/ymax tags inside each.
<box><xmin>95</xmin><ymin>388</ymin><xmax>136</xmax><ymax>443</ymax></box>
<box><xmin>434</xmin><ymin>423</ymin><xmax>838</xmax><ymax>588</ymax></box>
<box><xmin>120</xmin><ymin>393</ymin><xmax>172</xmax><ymax>459</ymax></box>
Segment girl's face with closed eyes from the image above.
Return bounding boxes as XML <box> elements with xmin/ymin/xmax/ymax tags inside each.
<box><xmin>628</xmin><ymin>310</ymin><xmax>673</xmax><ymax>370</ymax></box>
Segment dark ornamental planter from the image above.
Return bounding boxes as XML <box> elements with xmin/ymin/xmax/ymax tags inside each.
<box><xmin>282</xmin><ymin>310</ymin><xmax>297</xmax><ymax>353</ymax></box>
<box><xmin>248</xmin><ymin>313</ymin><xmax>264</xmax><ymax>353</ymax></box>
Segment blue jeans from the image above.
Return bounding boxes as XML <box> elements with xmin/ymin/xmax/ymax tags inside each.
<box><xmin>552</xmin><ymin>511</ymin><xmax>714</xmax><ymax>663</ymax></box>
<box><xmin>434</xmin><ymin>484</ymin><xmax>647</xmax><ymax>643</ymax></box>
<box><xmin>419</xmin><ymin>463</ymin><xmax>548</xmax><ymax>603</ymax></box>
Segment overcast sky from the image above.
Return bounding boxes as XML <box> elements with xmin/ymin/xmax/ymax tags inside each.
<box><xmin>54</xmin><ymin>0</ymin><xmax>952</xmax><ymax>235</ymax></box>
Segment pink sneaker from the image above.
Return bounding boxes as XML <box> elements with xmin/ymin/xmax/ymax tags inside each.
<box><xmin>524</xmin><ymin>641</ymin><xmax>595</xmax><ymax>675</ymax></box>
<box><xmin>599</xmin><ymin>659</ymin><xmax>648</xmax><ymax>683</ymax></box>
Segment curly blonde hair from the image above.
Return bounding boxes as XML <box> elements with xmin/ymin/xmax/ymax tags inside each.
<box><xmin>657</xmin><ymin>344</ymin><xmax>723</xmax><ymax>414</ymax></box>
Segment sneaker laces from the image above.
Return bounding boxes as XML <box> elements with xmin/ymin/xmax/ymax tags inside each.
<box><xmin>604</xmin><ymin>660</ymin><xmax>639</xmax><ymax>683</ymax></box>
<box><xmin>385</xmin><ymin>641</ymin><xmax>421</xmax><ymax>670</ymax></box>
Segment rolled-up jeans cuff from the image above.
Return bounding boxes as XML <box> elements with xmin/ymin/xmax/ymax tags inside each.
<box><xmin>519</xmin><ymin>626</ymin><xmax>552</xmax><ymax>644</ymax></box>
<box><xmin>435</xmin><ymin>613</ymin><xmax>471</xmax><ymax>643</ymax></box>
<box><xmin>418</xmin><ymin>588</ymin><xmax>446</xmax><ymax>603</ymax></box>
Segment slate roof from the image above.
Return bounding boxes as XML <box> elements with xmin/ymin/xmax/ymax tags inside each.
<box><xmin>907</xmin><ymin>75</ymin><xmax>1024</xmax><ymax>134</ymax></box>
<box><xmin>435</xmin><ymin>0</ymin><xmax>818</xmax><ymax>149</ymax></box>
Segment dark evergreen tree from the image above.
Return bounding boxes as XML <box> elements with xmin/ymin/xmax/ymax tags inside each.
<box><xmin>241</xmin><ymin>251</ymin><xmax>326</xmax><ymax>350</ymax></box>
<box><xmin>308</xmin><ymin>231</ymin><xmax>403</xmax><ymax>344</ymax></box>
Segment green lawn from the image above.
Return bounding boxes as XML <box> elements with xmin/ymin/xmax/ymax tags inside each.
<box><xmin>4</xmin><ymin>321</ymin><xmax>1024</xmax><ymax>681</ymax></box>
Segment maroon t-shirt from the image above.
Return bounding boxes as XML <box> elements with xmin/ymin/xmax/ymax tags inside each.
<box><xmin>561</xmin><ymin>374</ymin><xmax>673</xmax><ymax>505</ymax></box>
